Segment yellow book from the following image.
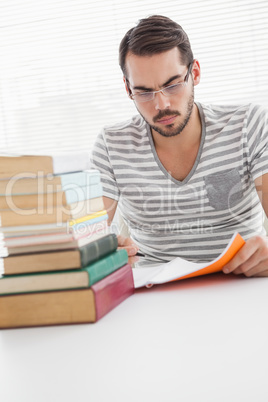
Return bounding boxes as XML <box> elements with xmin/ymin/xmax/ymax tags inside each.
<box><xmin>0</xmin><ymin>208</ymin><xmax>107</xmax><ymax>227</ymax></box>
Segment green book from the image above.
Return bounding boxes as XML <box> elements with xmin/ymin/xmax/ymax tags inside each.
<box><xmin>79</xmin><ymin>233</ymin><xmax>118</xmax><ymax>266</ymax></box>
<box><xmin>0</xmin><ymin>249</ymin><xmax>128</xmax><ymax>295</ymax></box>
<box><xmin>0</xmin><ymin>264</ymin><xmax>134</xmax><ymax>329</ymax></box>
<box><xmin>2</xmin><ymin>233</ymin><xmax>118</xmax><ymax>275</ymax></box>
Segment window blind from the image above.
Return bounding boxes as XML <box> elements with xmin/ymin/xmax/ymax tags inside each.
<box><xmin>0</xmin><ymin>0</ymin><xmax>267</xmax><ymax>153</ymax></box>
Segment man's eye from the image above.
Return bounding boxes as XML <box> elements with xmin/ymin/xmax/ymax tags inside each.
<box><xmin>137</xmin><ymin>92</ymin><xmax>152</xmax><ymax>98</ymax></box>
<box><xmin>164</xmin><ymin>83</ymin><xmax>183</xmax><ymax>95</ymax></box>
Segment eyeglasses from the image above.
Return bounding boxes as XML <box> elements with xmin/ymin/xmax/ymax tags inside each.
<box><xmin>127</xmin><ymin>61</ymin><xmax>194</xmax><ymax>103</ymax></box>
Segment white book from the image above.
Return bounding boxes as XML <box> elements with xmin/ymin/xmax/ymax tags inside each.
<box><xmin>0</xmin><ymin>152</ymin><xmax>91</xmax><ymax>178</ymax></box>
<box><xmin>133</xmin><ymin>233</ymin><xmax>245</xmax><ymax>288</ymax></box>
<box><xmin>0</xmin><ymin>228</ymin><xmax>109</xmax><ymax>257</ymax></box>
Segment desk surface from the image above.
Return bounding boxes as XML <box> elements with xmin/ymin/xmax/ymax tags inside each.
<box><xmin>1</xmin><ymin>273</ymin><xmax>268</xmax><ymax>402</ymax></box>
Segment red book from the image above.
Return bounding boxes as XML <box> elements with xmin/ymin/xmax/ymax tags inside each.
<box><xmin>0</xmin><ymin>264</ymin><xmax>134</xmax><ymax>329</ymax></box>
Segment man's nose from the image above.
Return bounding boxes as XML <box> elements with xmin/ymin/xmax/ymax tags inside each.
<box><xmin>153</xmin><ymin>91</ymin><xmax>171</xmax><ymax>110</ymax></box>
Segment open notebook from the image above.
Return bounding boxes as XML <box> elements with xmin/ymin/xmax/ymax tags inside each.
<box><xmin>133</xmin><ymin>232</ymin><xmax>245</xmax><ymax>288</ymax></box>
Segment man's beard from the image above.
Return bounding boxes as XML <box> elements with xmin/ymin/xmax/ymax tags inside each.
<box><xmin>137</xmin><ymin>86</ymin><xmax>195</xmax><ymax>138</ymax></box>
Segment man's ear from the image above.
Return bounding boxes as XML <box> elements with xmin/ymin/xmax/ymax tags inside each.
<box><xmin>191</xmin><ymin>59</ymin><xmax>201</xmax><ymax>86</ymax></box>
<box><xmin>123</xmin><ymin>76</ymin><xmax>131</xmax><ymax>96</ymax></box>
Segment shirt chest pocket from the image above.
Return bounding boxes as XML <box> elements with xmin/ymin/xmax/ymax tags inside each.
<box><xmin>204</xmin><ymin>168</ymin><xmax>243</xmax><ymax>211</ymax></box>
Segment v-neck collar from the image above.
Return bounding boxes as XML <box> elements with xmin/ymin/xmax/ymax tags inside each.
<box><xmin>146</xmin><ymin>102</ymin><xmax>206</xmax><ymax>185</ymax></box>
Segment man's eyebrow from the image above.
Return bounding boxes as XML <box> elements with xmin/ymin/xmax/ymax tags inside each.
<box><xmin>132</xmin><ymin>84</ymin><xmax>154</xmax><ymax>92</ymax></box>
<box><xmin>162</xmin><ymin>74</ymin><xmax>183</xmax><ymax>87</ymax></box>
<box><xmin>132</xmin><ymin>74</ymin><xmax>183</xmax><ymax>92</ymax></box>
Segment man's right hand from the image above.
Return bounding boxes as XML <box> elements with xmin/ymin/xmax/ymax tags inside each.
<box><xmin>117</xmin><ymin>235</ymin><xmax>140</xmax><ymax>264</ymax></box>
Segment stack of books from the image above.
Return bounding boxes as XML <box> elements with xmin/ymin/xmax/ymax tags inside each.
<box><xmin>0</xmin><ymin>154</ymin><xmax>134</xmax><ymax>329</ymax></box>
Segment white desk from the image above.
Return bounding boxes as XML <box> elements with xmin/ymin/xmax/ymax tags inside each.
<box><xmin>1</xmin><ymin>273</ymin><xmax>268</xmax><ymax>402</ymax></box>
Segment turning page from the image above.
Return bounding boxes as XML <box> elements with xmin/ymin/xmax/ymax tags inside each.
<box><xmin>133</xmin><ymin>232</ymin><xmax>245</xmax><ymax>288</ymax></box>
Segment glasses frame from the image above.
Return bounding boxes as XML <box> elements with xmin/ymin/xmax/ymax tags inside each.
<box><xmin>126</xmin><ymin>61</ymin><xmax>194</xmax><ymax>103</ymax></box>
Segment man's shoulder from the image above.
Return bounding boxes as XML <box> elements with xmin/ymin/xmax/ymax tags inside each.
<box><xmin>198</xmin><ymin>102</ymin><xmax>267</xmax><ymax>120</ymax></box>
<box><xmin>102</xmin><ymin>114</ymin><xmax>147</xmax><ymax>134</ymax></box>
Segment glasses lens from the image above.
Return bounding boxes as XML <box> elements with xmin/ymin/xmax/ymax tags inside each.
<box><xmin>134</xmin><ymin>92</ymin><xmax>154</xmax><ymax>102</ymax></box>
<box><xmin>162</xmin><ymin>83</ymin><xmax>185</xmax><ymax>96</ymax></box>
<box><xmin>132</xmin><ymin>80</ymin><xmax>187</xmax><ymax>102</ymax></box>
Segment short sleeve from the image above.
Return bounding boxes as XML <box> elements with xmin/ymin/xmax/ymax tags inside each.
<box><xmin>90</xmin><ymin>129</ymin><xmax>120</xmax><ymax>201</ymax></box>
<box><xmin>247</xmin><ymin>104</ymin><xmax>268</xmax><ymax>180</ymax></box>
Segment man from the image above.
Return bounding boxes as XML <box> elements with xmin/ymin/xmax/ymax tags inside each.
<box><xmin>90</xmin><ymin>15</ymin><xmax>268</xmax><ymax>277</ymax></box>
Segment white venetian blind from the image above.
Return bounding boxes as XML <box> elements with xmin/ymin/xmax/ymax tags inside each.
<box><xmin>0</xmin><ymin>0</ymin><xmax>267</xmax><ymax>154</ymax></box>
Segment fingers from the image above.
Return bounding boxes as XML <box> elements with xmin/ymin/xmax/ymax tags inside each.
<box><xmin>223</xmin><ymin>236</ymin><xmax>268</xmax><ymax>277</ymax></box>
<box><xmin>253</xmin><ymin>269</ymin><xmax>268</xmax><ymax>277</ymax></box>
<box><xmin>117</xmin><ymin>235</ymin><xmax>139</xmax><ymax>257</ymax></box>
<box><xmin>117</xmin><ymin>235</ymin><xmax>140</xmax><ymax>265</ymax></box>
<box><xmin>232</xmin><ymin>261</ymin><xmax>268</xmax><ymax>277</ymax></box>
<box><xmin>128</xmin><ymin>255</ymin><xmax>141</xmax><ymax>265</ymax></box>
<box><xmin>117</xmin><ymin>235</ymin><xmax>137</xmax><ymax>247</ymax></box>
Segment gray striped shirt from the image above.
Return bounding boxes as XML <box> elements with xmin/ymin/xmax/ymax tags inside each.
<box><xmin>90</xmin><ymin>102</ymin><xmax>268</xmax><ymax>263</ymax></box>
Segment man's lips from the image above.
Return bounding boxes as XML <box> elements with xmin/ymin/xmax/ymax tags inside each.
<box><xmin>157</xmin><ymin>115</ymin><xmax>177</xmax><ymax>125</ymax></box>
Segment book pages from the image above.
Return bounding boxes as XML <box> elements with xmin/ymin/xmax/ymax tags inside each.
<box><xmin>133</xmin><ymin>232</ymin><xmax>245</xmax><ymax>288</ymax></box>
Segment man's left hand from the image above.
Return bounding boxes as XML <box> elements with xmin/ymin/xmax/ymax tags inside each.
<box><xmin>223</xmin><ymin>235</ymin><xmax>268</xmax><ymax>277</ymax></box>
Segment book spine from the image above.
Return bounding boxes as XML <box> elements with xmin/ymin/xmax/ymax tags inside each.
<box><xmin>69</xmin><ymin>210</ymin><xmax>106</xmax><ymax>226</ymax></box>
<box><xmin>64</xmin><ymin>183</ymin><xmax>102</xmax><ymax>204</ymax></box>
<box><xmin>60</xmin><ymin>170</ymin><xmax>100</xmax><ymax>187</ymax></box>
<box><xmin>0</xmin><ymin>266</ymin><xmax>134</xmax><ymax>328</ymax></box>
<box><xmin>92</xmin><ymin>263</ymin><xmax>134</xmax><ymax>321</ymax></box>
<box><xmin>0</xmin><ymin>153</ymin><xmax>90</xmax><ymax>177</ymax></box>
<box><xmin>0</xmin><ymin>155</ymin><xmax>53</xmax><ymax>177</ymax></box>
<box><xmin>0</xmin><ymin>288</ymin><xmax>97</xmax><ymax>328</ymax></box>
<box><xmin>0</xmin><ymin>192</ymin><xmax>68</xmax><ymax>209</ymax></box>
<box><xmin>86</xmin><ymin>249</ymin><xmax>128</xmax><ymax>286</ymax></box>
<box><xmin>52</xmin><ymin>152</ymin><xmax>91</xmax><ymax>174</ymax></box>
<box><xmin>71</xmin><ymin>213</ymin><xmax>108</xmax><ymax>232</ymax></box>
<box><xmin>79</xmin><ymin>233</ymin><xmax>118</xmax><ymax>266</ymax></box>
<box><xmin>0</xmin><ymin>170</ymin><xmax>100</xmax><ymax>195</ymax></box>
<box><xmin>2</xmin><ymin>249</ymin><xmax>82</xmax><ymax>275</ymax></box>
<box><xmin>0</xmin><ymin>209</ymin><xmax>107</xmax><ymax>228</ymax></box>
<box><xmin>0</xmin><ymin>209</ymin><xmax>70</xmax><ymax>227</ymax></box>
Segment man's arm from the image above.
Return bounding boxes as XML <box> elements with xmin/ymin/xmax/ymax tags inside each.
<box><xmin>103</xmin><ymin>196</ymin><xmax>118</xmax><ymax>225</ymax></box>
<box><xmin>223</xmin><ymin>173</ymin><xmax>268</xmax><ymax>277</ymax></box>
<box><xmin>255</xmin><ymin>173</ymin><xmax>268</xmax><ymax>215</ymax></box>
<box><xmin>103</xmin><ymin>196</ymin><xmax>139</xmax><ymax>261</ymax></box>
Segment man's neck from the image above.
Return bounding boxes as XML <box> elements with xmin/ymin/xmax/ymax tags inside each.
<box><xmin>151</xmin><ymin>103</ymin><xmax>202</xmax><ymax>153</ymax></box>
<box><xmin>150</xmin><ymin>104</ymin><xmax>202</xmax><ymax>181</ymax></box>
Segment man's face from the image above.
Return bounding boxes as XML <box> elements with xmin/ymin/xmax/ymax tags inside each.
<box><xmin>124</xmin><ymin>47</ymin><xmax>199</xmax><ymax>138</ymax></box>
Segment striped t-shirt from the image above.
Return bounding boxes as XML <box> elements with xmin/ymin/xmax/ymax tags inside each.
<box><xmin>90</xmin><ymin>102</ymin><xmax>268</xmax><ymax>263</ymax></box>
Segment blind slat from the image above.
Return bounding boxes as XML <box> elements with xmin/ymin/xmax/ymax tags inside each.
<box><xmin>0</xmin><ymin>0</ymin><xmax>267</xmax><ymax>153</ymax></box>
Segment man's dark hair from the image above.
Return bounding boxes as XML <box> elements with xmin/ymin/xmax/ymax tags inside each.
<box><xmin>119</xmin><ymin>15</ymin><xmax>194</xmax><ymax>77</ymax></box>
